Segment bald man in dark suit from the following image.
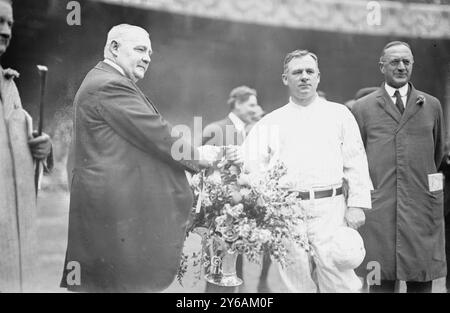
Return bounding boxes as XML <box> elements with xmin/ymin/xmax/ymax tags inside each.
<box><xmin>61</xmin><ymin>24</ymin><xmax>219</xmax><ymax>292</ymax></box>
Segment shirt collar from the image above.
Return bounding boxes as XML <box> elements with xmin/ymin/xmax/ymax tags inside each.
<box><xmin>103</xmin><ymin>58</ymin><xmax>126</xmax><ymax>76</ymax></box>
<box><xmin>287</xmin><ymin>94</ymin><xmax>320</xmax><ymax>109</ymax></box>
<box><xmin>228</xmin><ymin>112</ymin><xmax>246</xmax><ymax>132</ymax></box>
<box><xmin>384</xmin><ymin>82</ymin><xmax>408</xmax><ymax>98</ymax></box>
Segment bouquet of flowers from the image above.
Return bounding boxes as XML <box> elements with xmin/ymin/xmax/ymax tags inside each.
<box><xmin>177</xmin><ymin>158</ymin><xmax>311</xmax><ymax>286</ymax></box>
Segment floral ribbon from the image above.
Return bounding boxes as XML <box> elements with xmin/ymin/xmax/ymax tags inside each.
<box><xmin>195</xmin><ymin>170</ymin><xmax>206</xmax><ymax>213</ymax></box>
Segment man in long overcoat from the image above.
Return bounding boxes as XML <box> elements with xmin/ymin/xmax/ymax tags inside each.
<box><xmin>0</xmin><ymin>0</ymin><xmax>52</xmax><ymax>292</ymax></box>
<box><xmin>60</xmin><ymin>24</ymin><xmax>218</xmax><ymax>292</ymax></box>
<box><xmin>352</xmin><ymin>41</ymin><xmax>446</xmax><ymax>293</ymax></box>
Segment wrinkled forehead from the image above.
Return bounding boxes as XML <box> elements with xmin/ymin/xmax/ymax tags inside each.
<box><xmin>288</xmin><ymin>55</ymin><xmax>319</xmax><ymax>71</ymax></box>
<box><xmin>120</xmin><ymin>30</ymin><xmax>151</xmax><ymax>46</ymax></box>
<box><xmin>383</xmin><ymin>45</ymin><xmax>413</xmax><ymax>60</ymax></box>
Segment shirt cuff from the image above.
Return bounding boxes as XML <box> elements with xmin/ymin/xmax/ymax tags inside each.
<box><xmin>347</xmin><ymin>190</ymin><xmax>372</xmax><ymax>209</ymax></box>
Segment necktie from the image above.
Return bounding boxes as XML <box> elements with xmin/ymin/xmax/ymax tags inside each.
<box><xmin>394</xmin><ymin>90</ymin><xmax>404</xmax><ymax>114</ymax></box>
<box><xmin>241</xmin><ymin>128</ymin><xmax>246</xmax><ymax>140</ymax></box>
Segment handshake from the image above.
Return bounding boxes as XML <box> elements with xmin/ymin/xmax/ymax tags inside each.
<box><xmin>197</xmin><ymin>145</ymin><xmax>243</xmax><ymax>168</ymax></box>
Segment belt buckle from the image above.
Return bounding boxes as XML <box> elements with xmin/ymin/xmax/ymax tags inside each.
<box><xmin>309</xmin><ymin>189</ymin><xmax>314</xmax><ymax>201</ymax></box>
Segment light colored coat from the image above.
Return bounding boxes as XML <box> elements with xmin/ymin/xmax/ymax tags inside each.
<box><xmin>0</xmin><ymin>68</ymin><xmax>37</xmax><ymax>292</ymax></box>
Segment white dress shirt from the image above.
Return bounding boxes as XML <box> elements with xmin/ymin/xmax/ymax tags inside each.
<box><xmin>103</xmin><ymin>58</ymin><xmax>125</xmax><ymax>76</ymax></box>
<box><xmin>242</xmin><ymin>96</ymin><xmax>372</xmax><ymax>209</ymax></box>
<box><xmin>384</xmin><ymin>83</ymin><xmax>408</xmax><ymax>108</ymax></box>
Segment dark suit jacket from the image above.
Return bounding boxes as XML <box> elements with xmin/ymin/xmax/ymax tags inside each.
<box><xmin>202</xmin><ymin>116</ymin><xmax>245</xmax><ymax>146</ymax></box>
<box><xmin>61</xmin><ymin>61</ymin><xmax>200</xmax><ymax>292</ymax></box>
<box><xmin>352</xmin><ymin>82</ymin><xmax>446</xmax><ymax>281</ymax></box>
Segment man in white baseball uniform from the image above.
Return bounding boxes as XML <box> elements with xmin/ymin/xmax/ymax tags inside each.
<box><xmin>241</xmin><ymin>49</ymin><xmax>372</xmax><ymax>292</ymax></box>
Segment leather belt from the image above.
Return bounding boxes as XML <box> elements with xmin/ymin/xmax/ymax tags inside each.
<box><xmin>296</xmin><ymin>187</ymin><xmax>343</xmax><ymax>200</ymax></box>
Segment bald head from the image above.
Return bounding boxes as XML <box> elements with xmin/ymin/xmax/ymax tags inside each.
<box><xmin>379</xmin><ymin>41</ymin><xmax>412</xmax><ymax>63</ymax></box>
<box><xmin>103</xmin><ymin>24</ymin><xmax>152</xmax><ymax>82</ymax></box>
<box><xmin>104</xmin><ymin>24</ymin><xmax>149</xmax><ymax>59</ymax></box>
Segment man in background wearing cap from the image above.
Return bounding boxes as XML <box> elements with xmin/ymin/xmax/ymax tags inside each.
<box><xmin>242</xmin><ymin>49</ymin><xmax>372</xmax><ymax>292</ymax></box>
<box><xmin>0</xmin><ymin>0</ymin><xmax>52</xmax><ymax>292</ymax></box>
<box><xmin>352</xmin><ymin>41</ymin><xmax>446</xmax><ymax>292</ymax></box>
<box><xmin>61</xmin><ymin>24</ymin><xmax>220</xmax><ymax>292</ymax></box>
<box><xmin>344</xmin><ymin>87</ymin><xmax>379</xmax><ymax>111</ymax></box>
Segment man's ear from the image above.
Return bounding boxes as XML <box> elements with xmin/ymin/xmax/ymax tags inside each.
<box><xmin>109</xmin><ymin>40</ymin><xmax>120</xmax><ymax>58</ymax></box>
<box><xmin>281</xmin><ymin>73</ymin><xmax>288</xmax><ymax>86</ymax></box>
<box><xmin>379</xmin><ymin>62</ymin><xmax>385</xmax><ymax>75</ymax></box>
<box><xmin>317</xmin><ymin>71</ymin><xmax>321</xmax><ymax>84</ymax></box>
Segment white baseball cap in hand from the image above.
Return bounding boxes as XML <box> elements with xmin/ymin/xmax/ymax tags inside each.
<box><xmin>329</xmin><ymin>226</ymin><xmax>366</xmax><ymax>271</ymax></box>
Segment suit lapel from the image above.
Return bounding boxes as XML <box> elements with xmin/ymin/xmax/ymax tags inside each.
<box><xmin>223</xmin><ymin>116</ymin><xmax>236</xmax><ymax>132</ymax></box>
<box><xmin>131</xmin><ymin>81</ymin><xmax>160</xmax><ymax>115</ymax></box>
<box><xmin>376</xmin><ymin>84</ymin><xmax>401</xmax><ymax>124</ymax></box>
<box><xmin>397</xmin><ymin>83</ymin><xmax>423</xmax><ymax>131</ymax></box>
<box><xmin>221</xmin><ymin>116</ymin><xmax>244</xmax><ymax>146</ymax></box>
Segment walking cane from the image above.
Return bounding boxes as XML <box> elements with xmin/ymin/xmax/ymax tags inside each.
<box><xmin>34</xmin><ymin>65</ymin><xmax>48</xmax><ymax>196</ymax></box>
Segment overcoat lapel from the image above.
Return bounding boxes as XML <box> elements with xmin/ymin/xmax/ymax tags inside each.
<box><xmin>376</xmin><ymin>83</ymin><xmax>424</xmax><ymax>132</ymax></box>
<box><xmin>376</xmin><ymin>84</ymin><xmax>401</xmax><ymax>124</ymax></box>
<box><xmin>0</xmin><ymin>69</ymin><xmax>37</xmax><ymax>291</ymax></box>
<box><xmin>397</xmin><ymin>84</ymin><xmax>423</xmax><ymax>131</ymax></box>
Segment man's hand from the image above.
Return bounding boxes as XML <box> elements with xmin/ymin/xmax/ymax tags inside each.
<box><xmin>28</xmin><ymin>131</ymin><xmax>52</xmax><ymax>160</ymax></box>
<box><xmin>197</xmin><ymin>145</ymin><xmax>223</xmax><ymax>168</ymax></box>
<box><xmin>345</xmin><ymin>207</ymin><xmax>365</xmax><ymax>229</ymax></box>
<box><xmin>224</xmin><ymin>145</ymin><xmax>243</xmax><ymax>165</ymax></box>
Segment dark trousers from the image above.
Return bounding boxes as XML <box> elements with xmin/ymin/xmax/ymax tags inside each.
<box><xmin>370</xmin><ymin>280</ymin><xmax>432</xmax><ymax>293</ymax></box>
